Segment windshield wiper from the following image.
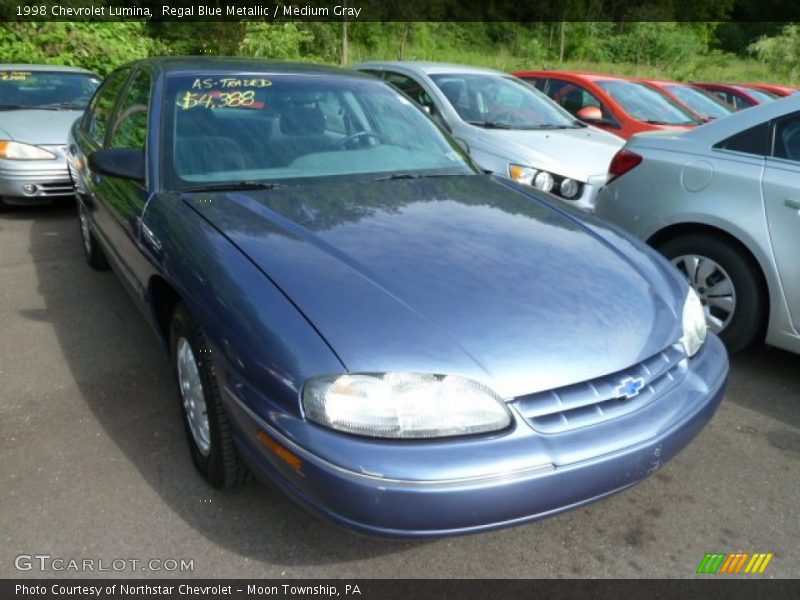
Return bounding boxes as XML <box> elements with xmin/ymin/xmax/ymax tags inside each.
<box><xmin>371</xmin><ymin>172</ymin><xmax>467</xmax><ymax>182</ymax></box>
<box><xmin>0</xmin><ymin>103</ymin><xmax>35</xmax><ymax>110</ymax></box>
<box><xmin>34</xmin><ymin>101</ymin><xmax>87</xmax><ymax>110</ymax></box>
<box><xmin>641</xmin><ymin>119</ymin><xmax>696</xmax><ymax>126</ymax></box>
<box><xmin>465</xmin><ymin>120</ymin><xmax>513</xmax><ymax>129</ymax></box>
<box><xmin>179</xmin><ymin>181</ymin><xmax>284</xmax><ymax>193</ymax></box>
<box><xmin>533</xmin><ymin>123</ymin><xmax>582</xmax><ymax>130</ymax></box>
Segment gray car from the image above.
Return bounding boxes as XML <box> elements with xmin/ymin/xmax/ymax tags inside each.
<box><xmin>0</xmin><ymin>64</ymin><xmax>101</xmax><ymax>208</ymax></box>
<box><xmin>355</xmin><ymin>61</ymin><xmax>623</xmax><ymax>211</ymax></box>
<box><xmin>596</xmin><ymin>95</ymin><xmax>800</xmax><ymax>355</ymax></box>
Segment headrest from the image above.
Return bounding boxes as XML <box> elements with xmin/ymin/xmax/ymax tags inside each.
<box><xmin>439</xmin><ymin>80</ymin><xmax>464</xmax><ymax>105</ymax></box>
<box><xmin>280</xmin><ymin>105</ymin><xmax>326</xmax><ymax>136</ymax></box>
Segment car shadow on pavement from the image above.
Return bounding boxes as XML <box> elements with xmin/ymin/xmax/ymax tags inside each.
<box><xmin>727</xmin><ymin>345</ymin><xmax>800</xmax><ymax>451</ymax></box>
<box><xmin>25</xmin><ymin>203</ymin><xmax>424</xmax><ymax>568</ymax></box>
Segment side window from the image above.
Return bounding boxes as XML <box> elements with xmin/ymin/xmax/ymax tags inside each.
<box><xmin>521</xmin><ymin>77</ymin><xmax>547</xmax><ymax>92</ymax></box>
<box><xmin>773</xmin><ymin>112</ymin><xmax>800</xmax><ymax>162</ymax></box>
<box><xmin>547</xmin><ymin>79</ymin><xmax>601</xmax><ymax>114</ymax></box>
<box><xmin>85</xmin><ymin>69</ymin><xmax>130</xmax><ymax>145</ymax></box>
<box><xmin>714</xmin><ymin>122</ymin><xmax>770</xmax><ymax>157</ymax></box>
<box><xmin>710</xmin><ymin>89</ymin><xmax>750</xmax><ymax>110</ymax></box>
<box><xmin>382</xmin><ymin>71</ymin><xmax>435</xmax><ymax>112</ymax></box>
<box><xmin>108</xmin><ymin>70</ymin><xmax>150</xmax><ymax>151</ymax></box>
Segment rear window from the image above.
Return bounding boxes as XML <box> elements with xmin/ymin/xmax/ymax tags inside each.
<box><xmin>713</xmin><ymin>122</ymin><xmax>770</xmax><ymax>156</ymax></box>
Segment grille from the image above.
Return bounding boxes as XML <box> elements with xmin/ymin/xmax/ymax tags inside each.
<box><xmin>513</xmin><ymin>344</ymin><xmax>687</xmax><ymax>434</ymax></box>
<box><xmin>38</xmin><ymin>181</ymin><xmax>75</xmax><ymax>197</ymax></box>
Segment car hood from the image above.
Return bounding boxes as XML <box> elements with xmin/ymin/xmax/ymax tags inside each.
<box><xmin>186</xmin><ymin>176</ymin><xmax>684</xmax><ymax>398</ymax></box>
<box><xmin>0</xmin><ymin>109</ymin><xmax>83</xmax><ymax>144</ymax></box>
<box><xmin>474</xmin><ymin>126</ymin><xmax>623</xmax><ymax>182</ymax></box>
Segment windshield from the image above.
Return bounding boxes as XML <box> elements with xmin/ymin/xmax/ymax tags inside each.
<box><xmin>736</xmin><ymin>86</ymin><xmax>777</xmax><ymax>103</ymax></box>
<box><xmin>0</xmin><ymin>70</ymin><xmax>100</xmax><ymax>110</ymax></box>
<box><xmin>596</xmin><ymin>80</ymin><xmax>699</xmax><ymax>125</ymax></box>
<box><xmin>163</xmin><ymin>73</ymin><xmax>475</xmax><ymax>190</ymax></box>
<box><xmin>428</xmin><ymin>73</ymin><xmax>579</xmax><ymax>129</ymax></box>
<box><xmin>664</xmin><ymin>84</ymin><xmax>733</xmax><ymax>119</ymax></box>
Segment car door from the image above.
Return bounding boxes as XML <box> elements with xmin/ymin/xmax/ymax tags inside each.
<box><xmin>91</xmin><ymin>67</ymin><xmax>153</xmax><ymax>300</ymax></box>
<box><xmin>762</xmin><ymin>111</ymin><xmax>800</xmax><ymax>332</ymax></box>
<box><xmin>70</xmin><ymin>67</ymin><xmax>131</xmax><ymax>209</ymax></box>
<box><xmin>543</xmin><ymin>78</ymin><xmax>625</xmax><ymax>136</ymax></box>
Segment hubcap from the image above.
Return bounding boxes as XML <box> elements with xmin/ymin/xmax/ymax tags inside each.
<box><xmin>78</xmin><ymin>204</ymin><xmax>92</xmax><ymax>255</ymax></box>
<box><xmin>176</xmin><ymin>337</ymin><xmax>211</xmax><ymax>457</ymax></box>
<box><xmin>671</xmin><ymin>254</ymin><xmax>736</xmax><ymax>334</ymax></box>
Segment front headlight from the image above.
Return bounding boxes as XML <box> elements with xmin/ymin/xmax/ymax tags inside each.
<box><xmin>509</xmin><ymin>164</ymin><xmax>535</xmax><ymax>185</ymax></box>
<box><xmin>681</xmin><ymin>287</ymin><xmax>707</xmax><ymax>357</ymax></box>
<box><xmin>0</xmin><ymin>141</ymin><xmax>56</xmax><ymax>160</ymax></box>
<box><xmin>302</xmin><ymin>373</ymin><xmax>512</xmax><ymax>439</ymax></box>
<box><xmin>509</xmin><ymin>164</ymin><xmax>582</xmax><ymax>200</ymax></box>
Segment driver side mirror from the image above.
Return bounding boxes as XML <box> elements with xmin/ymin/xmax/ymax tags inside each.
<box><xmin>88</xmin><ymin>148</ymin><xmax>145</xmax><ymax>182</ymax></box>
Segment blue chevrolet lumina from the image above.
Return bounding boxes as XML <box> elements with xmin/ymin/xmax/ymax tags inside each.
<box><xmin>67</xmin><ymin>58</ymin><xmax>728</xmax><ymax>537</ymax></box>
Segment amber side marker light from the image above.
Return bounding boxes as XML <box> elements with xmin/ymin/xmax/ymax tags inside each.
<box><xmin>257</xmin><ymin>430</ymin><xmax>303</xmax><ymax>471</ymax></box>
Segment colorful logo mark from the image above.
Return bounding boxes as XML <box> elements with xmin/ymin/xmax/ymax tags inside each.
<box><xmin>696</xmin><ymin>552</ymin><xmax>774</xmax><ymax>574</ymax></box>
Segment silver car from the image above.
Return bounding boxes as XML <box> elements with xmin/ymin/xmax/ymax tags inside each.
<box><xmin>355</xmin><ymin>62</ymin><xmax>624</xmax><ymax>211</ymax></box>
<box><xmin>596</xmin><ymin>95</ymin><xmax>800</xmax><ymax>355</ymax></box>
<box><xmin>0</xmin><ymin>64</ymin><xmax>100</xmax><ymax>209</ymax></box>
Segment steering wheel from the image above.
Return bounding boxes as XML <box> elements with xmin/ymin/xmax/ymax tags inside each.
<box><xmin>335</xmin><ymin>131</ymin><xmax>383</xmax><ymax>149</ymax></box>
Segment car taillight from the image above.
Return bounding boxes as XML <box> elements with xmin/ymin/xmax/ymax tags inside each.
<box><xmin>608</xmin><ymin>149</ymin><xmax>643</xmax><ymax>183</ymax></box>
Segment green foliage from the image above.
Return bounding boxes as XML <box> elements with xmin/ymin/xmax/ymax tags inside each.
<box><xmin>0</xmin><ymin>22</ymin><xmax>150</xmax><ymax>75</ymax></box>
<box><xmin>240</xmin><ymin>23</ymin><xmax>315</xmax><ymax>60</ymax></box>
<box><xmin>748</xmin><ymin>24</ymin><xmax>800</xmax><ymax>81</ymax></box>
<box><xmin>1</xmin><ymin>20</ymin><xmax>798</xmax><ymax>85</ymax></box>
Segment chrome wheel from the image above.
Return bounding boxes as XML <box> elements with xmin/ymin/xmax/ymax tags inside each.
<box><xmin>78</xmin><ymin>203</ymin><xmax>92</xmax><ymax>255</ymax></box>
<box><xmin>671</xmin><ymin>254</ymin><xmax>737</xmax><ymax>334</ymax></box>
<box><xmin>177</xmin><ymin>337</ymin><xmax>211</xmax><ymax>457</ymax></box>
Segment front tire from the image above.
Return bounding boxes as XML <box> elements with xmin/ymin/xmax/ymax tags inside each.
<box><xmin>657</xmin><ymin>233</ymin><xmax>766</xmax><ymax>353</ymax></box>
<box><xmin>170</xmin><ymin>303</ymin><xmax>249</xmax><ymax>488</ymax></box>
<box><xmin>77</xmin><ymin>201</ymin><xmax>109</xmax><ymax>270</ymax></box>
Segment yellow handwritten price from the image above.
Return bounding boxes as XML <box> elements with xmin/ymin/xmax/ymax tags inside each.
<box><xmin>180</xmin><ymin>90</ymin><xmax>258</xmax><ymax>110</ymax></box>
<box><xmin>0</xmin><ymin>72</ymin><xmax>31</xmax><ymax>81</ymax></box>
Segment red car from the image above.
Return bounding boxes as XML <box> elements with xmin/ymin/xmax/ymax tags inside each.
<box><xmin>513</xmin><ymin>70</ymin><xmax>701</xmax><ymax>139</ymax></box>
<box><xmin>741</xmin><ymin>83</ymin><xmax>797</xmax><ymax>97</ymax></box>
<box><xmin>638</xmin><ymin>78</ymin><xmax>734</xmax><ymax>122</ymax></box>
<box><xmin>690</xmin><ymin>83</ymin><xmax>777</xmax><ymax>110</ymax></box>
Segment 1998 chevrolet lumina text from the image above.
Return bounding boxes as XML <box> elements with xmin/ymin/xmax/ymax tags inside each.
<box><xmin>67</xmin><ymin>57</ymin><xmax>728</xmax><ymax>538</ymax></box>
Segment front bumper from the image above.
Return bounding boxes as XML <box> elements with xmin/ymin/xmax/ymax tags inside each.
<box><xmin>227</xmin><ymin>335</ymin><xmax>728</xmax><ymax>538</ymax></box>
<box><xmin>0</xmin><ymin>155</ymin><xmax>73</xmax><ymax>203</ymax></box>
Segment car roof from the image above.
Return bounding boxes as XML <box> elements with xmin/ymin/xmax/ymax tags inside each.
<box><xmin>640</xmin><ymin>78</ymin><xmax>682</xmax><ymax>86</ymax></box>
<box><xmin>0</xmin><ymin>63</ymin><xmax>98</xmax><ymax>75</ymax></box>
<box><xmin>515</xmin><ymin>70</ymin><xmax>632</xmax><ymax>83</ymax></box>
<box><xmin>354</xmin><ymin>61</ymin><xmax>504</xmax><ymax>77</ymax></box>
<box><xmin>115</xmin><ymin>57</ymin><xmax>373</xmax><ymax>79</ymax></box>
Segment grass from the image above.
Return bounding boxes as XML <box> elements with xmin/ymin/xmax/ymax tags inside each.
<box><xmin>348</xmin><ymin>43</ymin><xmax>796</xmax><ymax>85</ymax></box>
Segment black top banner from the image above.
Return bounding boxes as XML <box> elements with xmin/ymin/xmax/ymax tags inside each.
<box><xmin>3</xmin><ymin>0</ymin><xmax>800</xmax><ymax>22</ymax></box>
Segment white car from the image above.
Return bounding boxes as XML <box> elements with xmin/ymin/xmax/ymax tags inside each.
<box><xmin>354</xmin><ymin>62</ymin><xmax>624</xmax><ymax>211</ymax></box>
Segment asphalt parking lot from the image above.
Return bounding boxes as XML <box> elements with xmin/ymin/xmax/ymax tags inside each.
<box><xmin>1</xmin><ymin>200</ymin><xmax>798</xmax><ymax>579</ymax></box>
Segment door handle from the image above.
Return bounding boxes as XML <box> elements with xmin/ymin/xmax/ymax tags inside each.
<box><xmin>785</xmin><ymin>199</ymin><xmax>800</xmax><ymax>211</ymax></box>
